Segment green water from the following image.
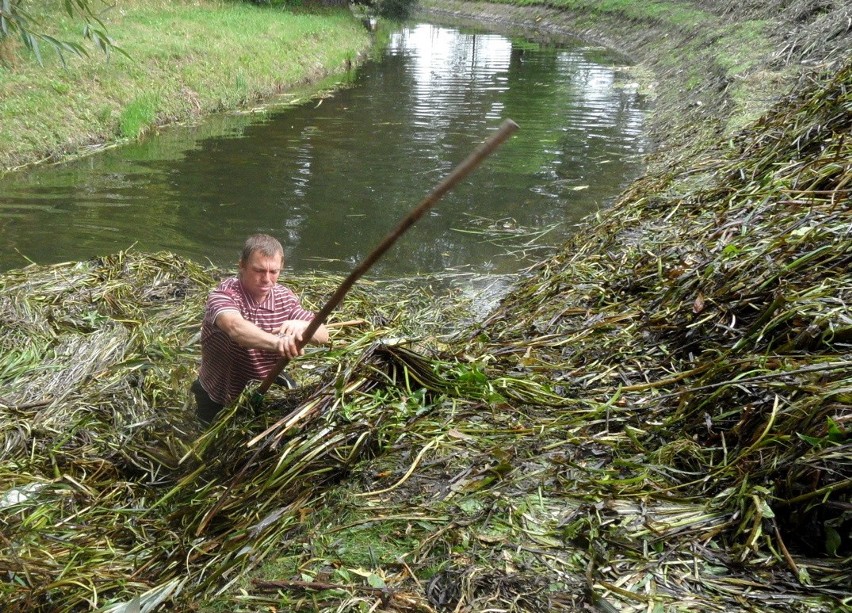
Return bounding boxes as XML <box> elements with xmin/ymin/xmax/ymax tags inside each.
<box><xmin>0</xmin><ymin>21</ymin><xmax>647</xmax><ymax>278</ymax></box>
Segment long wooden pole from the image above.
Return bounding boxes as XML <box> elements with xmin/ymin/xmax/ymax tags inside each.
<box><xmin>256</xmin><ymin>118</ymin><xmax>519</xmax><ymax>395</ymax></box>
<box><xmin>197</xmin><ymin>120</ymin><xmax>518</xmax><ymax>535</ymax></box>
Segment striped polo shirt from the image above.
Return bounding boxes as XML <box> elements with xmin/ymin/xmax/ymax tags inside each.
<box><xmin>198</xmin><ymin>277</ymin><xmax>315</xmax><ymax>405</ymax></box>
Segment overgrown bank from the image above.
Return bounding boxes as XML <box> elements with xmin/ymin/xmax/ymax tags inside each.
<box><xmin>0</xmin><ymin>0</ymin><xmax>850</xmax><ymax>611</ymax></box>
<box><xmin>0</xmin><ymin>0</ymin><xmax>372</xmax><ymax>173</ymax></box>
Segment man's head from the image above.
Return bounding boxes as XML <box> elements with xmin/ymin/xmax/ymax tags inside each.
<box><xmin>238</xmin><ymin>234</ymin><xmax>284</xmax><ymax>302</ymax></box>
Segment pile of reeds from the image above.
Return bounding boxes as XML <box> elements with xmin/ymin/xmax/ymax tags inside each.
<box><xmin>0</xmin><ymin>251</ymin><xmax>496</xmax><ymax>610</ymax></box>
<box><xmin>454</xmin><ymin>55</ymin><xmax>852</xmax><ymax>607</ymax></box>
<box><xmin>1</xmin><ymin>52</ymin><xmax>849</xmax><ymax>613</ymax></box>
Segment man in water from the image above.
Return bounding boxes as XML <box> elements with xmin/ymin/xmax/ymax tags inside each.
<box><xmin>191</xmin><ymin>233</ymin><xmax>329</xmax><ymax>423</ymax></box>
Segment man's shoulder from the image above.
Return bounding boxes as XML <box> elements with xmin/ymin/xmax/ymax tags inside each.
<box><xmin>208</xmin><ymin>277</ymin><xmax>244</xmax><ymax>306</ymax></box>
<box><xmin>215</xmin><ymin>276</ymin><xmax>241</xmax><ymax>291</ymax></box>
<box><xmin>211</xmin><ymin>276</ymin><xmax>241</xmax><ymax>294</ymax></box>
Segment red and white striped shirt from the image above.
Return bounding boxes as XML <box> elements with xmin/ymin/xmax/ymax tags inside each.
<box><xmin>198</xmin><ymin>277</ymin><xmax>315</xmax><ymax>405</ymax></box>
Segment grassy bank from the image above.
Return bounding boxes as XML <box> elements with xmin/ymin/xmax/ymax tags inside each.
<box><xmin>0</xmin><ymin>0</ymin><xmax>372</xmax><ymax>173</ymax></box>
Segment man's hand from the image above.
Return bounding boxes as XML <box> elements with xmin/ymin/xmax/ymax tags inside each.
<box><xmin>278</xmin><ymin>319</ymin><xmax>330</xmax><ymax>345</ymax></box>
<box><xmin>274</xmin><ymin>330</ymin><xmax>303</xmax><ymax>359</ymax></box>
<box><xmin>216</xmin><ymin>311</ymin><xmax>303</xmax><ymax>357</ymax></box>
<box><xmin>215</xmin><ymin>312</ymin><xmax>328</xmax><ymax>358</ymax></box>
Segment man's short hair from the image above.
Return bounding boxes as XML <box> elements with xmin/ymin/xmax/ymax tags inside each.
<box><xmin>241</xmin><ymin>234</ymin><xmax>284</xmax><ymax>264</ymax></box>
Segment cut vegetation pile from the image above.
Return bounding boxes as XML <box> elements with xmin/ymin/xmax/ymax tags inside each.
<box><xmin>456</xmin><ymin>56</ymin><xmax>852</xmax><ymax>610</ymax></box>
<box><xmin>1</xmin><ymin>55</ymin><xmax>849</xmax><ymax>612</ymax></box>
<box><xmin>0</xmin><ymin>252</ymin><xmax>502</xmax><ymax>610</ymax></box>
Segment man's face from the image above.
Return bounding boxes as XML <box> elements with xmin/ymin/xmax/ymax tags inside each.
<box><xmin>238</xmin><ymin>250</ymin><xmax>283</xmax><ymax>302</ymax></box>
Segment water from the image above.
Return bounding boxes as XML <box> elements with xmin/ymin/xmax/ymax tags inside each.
<box><xmin>0</xmin><ymin>21</ymin><xmax>647</xmax><ymax>277</ymax></box>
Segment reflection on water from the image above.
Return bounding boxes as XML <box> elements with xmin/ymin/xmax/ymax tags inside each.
<box><xmin>0</xmin><ymin>21</ymin><xmax>646</xmax><ymax>276</ymax></box>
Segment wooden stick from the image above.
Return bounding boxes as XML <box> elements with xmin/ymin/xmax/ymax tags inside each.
<box><xmin>325</xmin><ymin>318</ymin><xmax>368</xmax><ymax>328</ymax></box>
<box><xmin>256</xmin><ymin>118</ymin><xmax>519</xmax><ymax>395</ymax></box>
<box><xmin>196</xmin><ymin>120</ymin><xmax>519</xmax><ymax>535</ymax></box>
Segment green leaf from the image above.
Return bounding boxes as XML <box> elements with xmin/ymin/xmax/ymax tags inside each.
<box><xmin>824</xmin><ymin>526</ymin><xmax>841</xmax><ymax>556</ymax></box>
<box><xmin>797</xmin><ymin>432</ymin><xmax>826</xmax><ymax>448</ymax></box>
<box><xmin>826</xmin><ymin>417</ymin><xmax>845</xmax><ymax>442</ymax></box>
<box><xmin>366</xmin><ymin>573</ymin><xmax>385</xmax><ymax>589</ymax></box>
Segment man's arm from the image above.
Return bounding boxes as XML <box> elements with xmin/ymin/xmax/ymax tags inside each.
<box><xmin>215</xmin><ymin>311</ymin><xmax>303</xmax><ymax>358</ymax></box>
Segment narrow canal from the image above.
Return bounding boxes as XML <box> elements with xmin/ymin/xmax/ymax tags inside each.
<box><xmin>0</xmin><ymin>19</ymin><xmax>647</xmax><ymax>277</ymax></box>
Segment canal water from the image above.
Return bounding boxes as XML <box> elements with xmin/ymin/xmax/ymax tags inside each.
<box><xmin>0</xmin><ymin>20</ymin><xmax>647</xmax><ymax>277</ymax></box>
